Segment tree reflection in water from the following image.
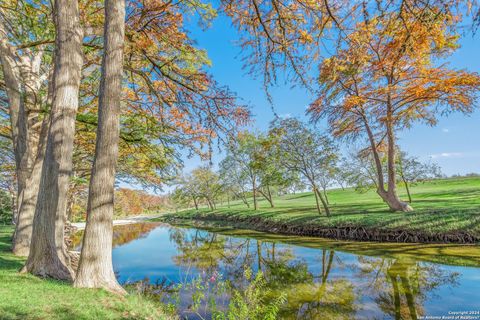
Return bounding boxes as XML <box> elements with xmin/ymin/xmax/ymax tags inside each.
<box><xmin>92</xmin><ymin>224</ymin><xmax>464</xmax><ymax>319</ymax></box>
<box><xmin>356</xmin><ymin>256</ymin><xmax>459</xmax><ymax>320</ymax></box>
<box><xmin>71</xmin><ymin>222</ymin><xmax>160</xmax><ymax>250</ymax></box>
<box><xmin>169</xmin><ymin>228</ymin><xmax>358</xmax><ymax>319</ymax></box>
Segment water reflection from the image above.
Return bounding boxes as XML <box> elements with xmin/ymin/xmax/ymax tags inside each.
<box><xmin>95</xmin><ymin>223</ymin><xmax>480</xmax><ymax>319</ymax></box>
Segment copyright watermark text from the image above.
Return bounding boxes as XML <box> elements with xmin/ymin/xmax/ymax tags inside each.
<box><xmin>419</xmin><ymin>311</ymin><xmax>480</xmax><ymax>320</ymax></box>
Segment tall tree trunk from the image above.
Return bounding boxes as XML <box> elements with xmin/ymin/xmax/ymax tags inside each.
<box><xmin>252</xmin><ymin>177</ymin><xmax>258</xmax><ymax>210</ymax></box>
<box><xmin>313</xmin><ymin>188</ymin><xmax>322</xmax><ymax>215</ymax></box>
<box><xmin>12</xmin><ymin>116</ymin><xmax>49</xmax><ymax>256</ymax></box>
<box><xmin>0</xmin><ymin>27</ymin><xmax>28</xmax><ymax>222</ymax></box>
<box><xmin>384</xmin><ymin>110</ymin><xmax>412</xmax><ymax>212</ymax></box>
<box><xmin>322</xmin><ymin>186</ymin><xmax>329</xmax><ymax>205</ymax></box>
<box><xmin>22</xmin><ymin>0</ymin><xmax>83</xmax><ymax>280</ymax></box>
<box><xmin>310</xmin><ymin>178</ymin><xmax>330</xmax><ymax>216</ymax></box>
<box><xmin>401</xmin><ymin>176</ymin><xmax>412</xmax><ymax>203</ymax></box>
<box><xmin>193</xmin><ymin>197</ymin><xmax>199</xmax><ymax>210</ymax></box>
<box><xmin>362</xmin><ymin>113</ymin><xmax>386</xmax><ymax>193</ymax></box>
<box><xmin>74</xmin><ymin>0</ymin><xmax>125</xmax><ymax>294</ymax></box>
<box><xmin>362</xmin><ymin>110</ymin><xmax>412</xmax><ymax>212</ymax></box>
<box><xmin>266</xmin><ymin>185</ymin><xmax>274</xmax><ymax>208</ymax></box>
<box><xmin>12</xmin><ymin>66</ymin><xmax>53</xmax><ymax>256</ymax></box>
<box><xmin>315</xmin><ymin>187</ymin><xmax>330</xmax><ymax>217</ymax></box>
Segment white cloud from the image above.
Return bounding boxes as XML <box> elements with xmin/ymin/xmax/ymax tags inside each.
<box><xmin>430</xmin><ymin>152</ymin><xmax>464</xmax><ymax>159</ymax></box>
<box><xmin>279</xmin><ymin>113</ymin><xmax>291</xmax><ymax>119</ymax></box>
<box><xmin>442</xmin><ymin>128</ymin><xmax>450</xmax><ymax>133</ymax></box>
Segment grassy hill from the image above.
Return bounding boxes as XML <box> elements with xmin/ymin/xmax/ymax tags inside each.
<box><xmin>162</xmin><ymin>177</ymin><xmax>480</xmax><ymax>242</ymax></box>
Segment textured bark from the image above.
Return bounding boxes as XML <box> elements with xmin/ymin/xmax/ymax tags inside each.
<box><xmin>23</xmin><ymin>0</ymin><xmax>83</xmax><ymax>280</ymax></box>
<box><xmin>1</xmin><ymin>20</ymin><xmax>46</xmax><ymax>255</ymax></box>
<box><xmin>0</xmin><ymin>23</ymin><xmax>27</xmax><ymax>216</ymax></box>
<box><xmin>382</xmin><ymin>118</ymin><xmax>413</xmax><ymax>212</ymax></box>
<box><xmin>361</xmin><ymin>110</ymin><xmax>412</xmax><ymax>212</ymax></box>
<box><xmin>12</xmin><ymin>66</ymin><xmax>53</xmax><ymax>256</ymax></box>
<box><xmin>74</xmin><ymin>0</ymin><xmax>126</xmax><ymax>294</ymax></box>
<box><xmin>12</xmin><ymin>116</ymin><xmax>49</xmax><ymax>256</ymax></box>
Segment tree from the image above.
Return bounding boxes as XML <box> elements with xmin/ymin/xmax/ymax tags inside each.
<box><xmin>397</xmin><ymin>151</ymin><xmax>443</xmax><ymax>203</ymax></box>
<box><xmin>309</xmin><ymin>8</ymin><xmax>480</xmax><ymax>212</ymax></box>
<box><xmin>22</xmin><ymin>0</ymin><xmax>84</xmax><ymax>280</ymax></box>
<box><xmin>190</xmin><ymin>167</ymin><xmax>222</xmax><ymax>211</ymax></box>
<box><xmin>74</xmin><ymin>0</ymin><xmax>126</xmax><ymax>294</ymax></box>
<box><xmin>255</xmin><ymin>134</ymin><xmax>291</xmax><ymax>208</ymax></box>
<box><xmin>171</xmin><ymin>187</ymin><xmax>192</xmax><ymax>212</ymax></box>
<box><xmin>269</xmin><ymin>118</ymin><xmax>338</xmax><ymax>216</ymax></box>
<box><xmin>224</xmin><ymin>132</ymin><xmax>264</xmax><ymax>210</ymax></box>
<box><xmin>219</xmin><ymin>152</ymin><xmax>251</xmax><ymax>208</ymax></box>
<box><xmin>342</xmin><ymin>151</ymin><xmax>382</xmax><ymax>194</ymax></box>
<box><xmin>176</xmin><ymin>174</ymin><xmax>203</xmax><ymax>211</ymax></box>
<box><xmin>0</xmin><ymin>1</ymin><xmax>54</xmax><ymax>256</ymax></box>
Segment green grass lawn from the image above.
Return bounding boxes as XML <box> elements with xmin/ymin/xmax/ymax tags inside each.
<box><xmin>164</xmin><ymin>177</ymin><xmax>480</xmax><ymax>237</ymax></box>
<box><xmin>0</xmin><ymin>226</ymin><xmax>171</xmax><ymax>320</ymax></box>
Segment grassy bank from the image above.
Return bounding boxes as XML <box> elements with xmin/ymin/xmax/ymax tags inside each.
<box><xmin>0</xmin><ymin>226</ymin><xmax>171</xmax><ymax>320</ymax></box>
<box><xmin>161</xmin><ymin>177</ymin><xmax>480</xmax><ymax>243</ymax></box>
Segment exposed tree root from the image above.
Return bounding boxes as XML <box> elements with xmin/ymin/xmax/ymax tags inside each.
<box><xmin>164</xmin><ymin>214</ymin><xmax>479</xmax><ymax>244</ymax></box>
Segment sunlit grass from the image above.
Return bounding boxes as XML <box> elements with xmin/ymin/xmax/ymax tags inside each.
<box><xmin>164</xmin><ymin>177</ymin><xmax>480</xmax><ymax>236</ymax></box>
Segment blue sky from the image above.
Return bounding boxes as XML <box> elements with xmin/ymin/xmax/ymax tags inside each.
<box><xmin>180</xmin><ymin>13</ymin><xmax>480</xmax><ymax>177</ymax></box>
<box><xmin>123</xmin><ymin>11</ymin><xmax>480</xmax><ymax>193</ymax></box>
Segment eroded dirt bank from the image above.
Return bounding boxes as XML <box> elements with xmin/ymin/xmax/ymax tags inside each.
<box><xmin>161</xmin><ymin>214</ymin><xmax>479</xmax><ymax>244</ymax></box>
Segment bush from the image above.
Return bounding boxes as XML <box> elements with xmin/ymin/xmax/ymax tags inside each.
<box><xmin>0</xmin><ymin>189</ymin><xmax>13</xmax><ymax>224</ymax></box>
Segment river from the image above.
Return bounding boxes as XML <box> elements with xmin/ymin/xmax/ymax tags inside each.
<box><xmin>74</xmin><ymin>222</ymin><xmax>480</xmax><ymax>319</ymax></box>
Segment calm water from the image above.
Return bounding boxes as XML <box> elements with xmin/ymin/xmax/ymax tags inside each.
<box><xmin>86</xmin><ymin>222</ymin><xmax>480</xmax><ymax>319</ymax></box>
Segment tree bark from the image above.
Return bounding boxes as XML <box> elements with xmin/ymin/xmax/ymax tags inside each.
<box><xmin>12</xmin><ymin>66</ymin><xmax>53</xmax><ymax>256</ymax></box>
<box><xmin>1</xmin><ymin>23</ymin><xmax>50</xmax><ymax>255</ymax></box>
<box><xmin>258</xmin><ymin>187</ymin><xmax>274</xmax><ymax>208</ymax></box>
<box><xmin>12</xmin><ymin>116</ymin><xmax>49</xmax><ymax>256</ymax></box>
<box><xmin>0</xmin><ymin>24</ymin><xmax>29</xmax><ymax>224</ymax></box>
<box><xmin>383</xmin><ymin>112</ymin><xmax>412</xmax><ymax>212</ymax></box>
<box><xmin>252</xmin><ymin>177</ymin><xmax>258</xmax><ymax>210</ymax></box>
<box><xmin>22</xmin><ymin>0</ymin><xmax>83</xmax><ymax>280</ymax></box>
<box><xmin>402</xmin><ymin>176</ymin><xmax>412</xmax><ymax>203</ymax></box>
<box><xmin>361</xmin><ymin>109</ymin><xmax>412</xmax><ymax>212</ymax></box>
<box><xmin>74</xmin><ymin>0</ymin><xmax>126</xmax><ymax>294</ymax></box>
<box><xmin>315</xmin><ymin>187</ymin><xmax>331</xmax><ymax>217</ymax></box>
<box><xmin>267</xmin><ymin>185</ymin><xmax>274</xmax><ymax>208</ymax></box>
<box><xmin>313</xmin><ymin>188</ymin><xmax>322</xmax><ymax>215</ymax></box>
<box><xmin>322</xmin><ymin>186</ymin><xmax>329</xmax><ymax>205</ymax></box>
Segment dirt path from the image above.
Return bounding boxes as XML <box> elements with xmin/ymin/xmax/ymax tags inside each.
<box><xmin>71</xmin><ymin>214</ymin><xmax>164</xmax><ymax>230</ymax></box>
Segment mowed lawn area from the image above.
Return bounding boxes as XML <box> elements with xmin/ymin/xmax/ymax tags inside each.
<box><xmin>166</xmin><ymin>177</ymin><xmax>480</xmax><ymax>236</ymax></box>
<box><xmin>0</xmin><ymin>226</ymin><xmax>170</xmax><ymax>320</ymax></box>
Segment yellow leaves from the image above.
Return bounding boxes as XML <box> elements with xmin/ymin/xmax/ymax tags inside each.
<box><xmin>343</xmin><ymin>95</ymin><xmax>366</xmax><ymax>110</ymax></box>
<box><xmin>299</xmin><ymin>29</ymin><xmax>313</xmax><ymax>44</ymax></box>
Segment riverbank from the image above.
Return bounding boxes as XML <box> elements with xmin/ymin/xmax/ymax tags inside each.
<box><xmin>159</xmin><ymin>177</ymin><xmax>480</xmax><ymax>244</ymax></box>
<box><xmin>0</xmin><ymin>226</ymin><xmax>171</xmax><ymax>319</ymax></box>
